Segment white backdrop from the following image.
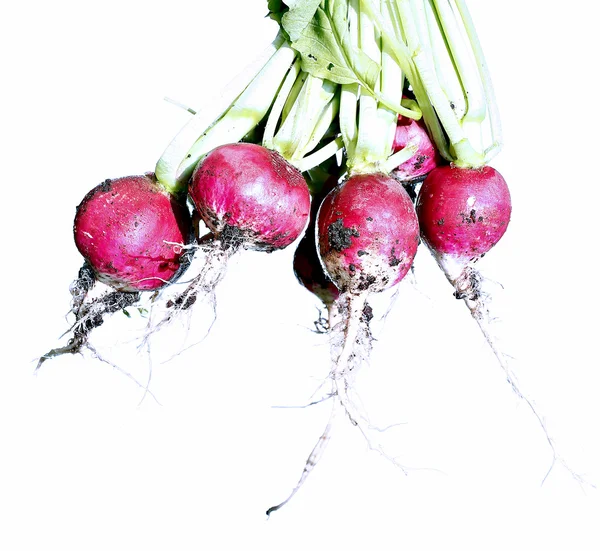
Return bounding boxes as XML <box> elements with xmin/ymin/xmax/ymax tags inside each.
<box><xmin>2</xmin><ymin>1</ymin><xmax>599</xmax><ymax>549</ymax></box>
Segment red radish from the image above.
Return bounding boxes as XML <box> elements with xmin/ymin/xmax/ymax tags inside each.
<box><xmin>392</xmin><ymin>114</ymin><xmax>441</xmax><ymax>183</ymax></box>
<box><xmin>317</xmin><ymin>173</ymin><xmax>419</xmax><ymax>294</ymax></box>
<box><xmin>267</xmin><ymin>173</ymin><xmax>419</xmax><ymax>516</ymax></box>
<box><xmin>190</xmin><ymin>143</ymin><xmax>310</xmax><ymax>251</ymax></box>
<box><xmin>293</xmin><ymin>235</ymin><xmax>339</xmax><ymax>310</ymax></box>
<box><xmin>38</xmin><ymin>174</ymin><xmax>192</xmax><ymax>370</ymax></box>
<box><xmin>74</xmin><ymin>174</ymin><xmax>192</xmax><ymax>292</ymax></box>
<box><xmin>152</xmin><ymin>143</ymin><xmax>311</xmax><ymax>329</ymax></box>
<box><xmin>416</xmin><ymin>165</ymin><xmax>511</xmax><ymax>323</ymax></box>
<box><xmin>293</xmin><ymin>174</ymin><xmax>340</xmax><ymax>327</ymax></box>
<box><xmin>316</xmin><ymin>173</ymin><xmax>419</xmax><ymax>434</ymax></box>
<box><xmin>416</xmin><ymin>165</ymin><xmax>510</xmax><ymax>268</ymax></box>
<box><xmin>416</xmin><ymin>165</ymin><xmax>575</xmax><ymax>481</ymax></box>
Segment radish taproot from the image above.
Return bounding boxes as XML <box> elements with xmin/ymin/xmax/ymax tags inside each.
<box><xmin>38</xmin><ymin>174</ymin><xmax>192</xmax><ymax>369</ymax></box>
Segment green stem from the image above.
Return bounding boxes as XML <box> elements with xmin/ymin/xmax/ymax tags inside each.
<box><xmin>262</xmin><ymin>59</ymin><xmax>302</xmax><ymax>150</ymax></box>
<box><xmin>296</xmin><ymin>136</ymin><xmax>344</xmax><ymax>172</ymax></box>
<box><xmin>155</xmin><ymin>31</ymin><xmax>287</xmax><ymax>194</ymax></box>
<box><xmin>454</xmin><ymin>0</ymin><xmax>503</xmax><ymax>161</ymax></box>
<box><xmin>272</xmin><ymin>74</ymin><xmax>337</xmax><ymax>161</ymax></box>
<box><xmin>396</xmin><ymin>0</ymin><xmax>484</xmax><ymax>167</ymax></box>
<box><xmin>431</xmin><ymin>0</ymin><xmax>486</xmax><ymax>124</ymax></box>
<box><xmin>172</xmin><ymin>43</ymin><xmax>297</xmax><ymax>186</ymax></box>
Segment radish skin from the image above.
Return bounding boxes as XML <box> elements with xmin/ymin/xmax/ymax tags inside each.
<box><xmin>191</xmin><ymin>143</ymin><xmax>310</xmax><ymax>252</ymax></box>
<box><xmin>392</xmin><ymin>114</ymin><xmax>441</xmax><ymax>183</ymax></box>
<box><xmin>74</xmin><ymin>175</ymin><xmax>192</xmax><ymax>292</ymax></box>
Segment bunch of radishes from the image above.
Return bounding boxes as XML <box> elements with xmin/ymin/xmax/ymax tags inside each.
<box><xmin>38</xmin><ymin>0</ymin><xmax>583</xmax><ymax>512</ymax></box>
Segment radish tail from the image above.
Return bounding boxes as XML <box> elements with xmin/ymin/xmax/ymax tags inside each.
<box><xmin>144</xmin><ymin>238</ymin><xmax>237</xmax><ymax>343</ymax></box>
<box><xmin>330</xmin><ymin>292</ymin><xmax>408</xmax><ymax>471</ymax></box>
<box><xmin>445</xmin><ymin>262</ymin><xmax>592</xmax><ymax>487</ymax></box>
<box><xmin>37</xmin><ymin>265</ymin><xmax>140</xmax><ymax>370</ymax></box>
<box><xmin>266</xmin><ymin>401</ymin><xmax>339</xmax><ymax>517</ymax></box>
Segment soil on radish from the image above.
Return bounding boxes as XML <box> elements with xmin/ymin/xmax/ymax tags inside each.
<box><xmin>37</xmin><ymin>263</ymin><xmax>140</xmax><ymax>369</ymax></box>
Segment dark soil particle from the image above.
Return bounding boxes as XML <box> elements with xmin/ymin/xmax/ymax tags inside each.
<box><xmin>413</xmin><ymin>154</ymin><xmax>427</xmax><ymax>171</ymax></box>
<box><xmin>436</xmin><ymin>218</ymin><xmax>445</xmax><ymax>226</ymax></box>
<box><xmin>219</xmin><ymin>224</ymin><xmax>246</xmax><ymax>250</ymax></box>
<box><xmin>366</xmin><ymin>217</ymin><xmax>373</xmax><ymax>222</ymax></box>
<box><xmin>357</xmin><ymin>250</ymin><xmax>367</xmax><ymax>257</ymax></box>
<box><xmin>328</xmin><ymin>218</ymin><xmax>359</xmax><ymax>251</ymax></box>
<box><xmin>357</xmin><ymin>275</ymin><xmax>376</xmax><ymax>291</ymax></box>
<box><xmin>100</xmin><ymin>179</ymin><xmax>112</xmax><ymax>192</ymax></box>
<box><xmin>37</xmin><ymin>288</ymin><xmax>140</xmax><ymax>370</ymax></box>
<box><xmin>349</xmin><ymin>264</ymin><xmax>356</xmax><ymax>272</ymax></box>
<box><xmin>361</xmin><ymin>303</ymin><xmax>374</xmax><ymax>323</ymax></box>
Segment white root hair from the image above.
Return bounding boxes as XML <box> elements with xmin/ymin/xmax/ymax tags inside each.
<box><xmin>437</xmin><ymin>252</ymin><xmax>593</xmax><ymax>489</ymax></box>
<box><xmin>141</xmin><ymin>239</ymin><xmax>237</xmax><ymax>352</ymax></box>
<box><xmin>266</xmin><ymin>291</ymin><xmax>410</xmax><ymax>516</ymax></box>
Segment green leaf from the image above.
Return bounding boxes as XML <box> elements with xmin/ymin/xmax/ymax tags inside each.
<box><xmin>290</xmin><ymin>1</ymin><xmax>380</xmax><ymax>90</ymax></box>
<box><xmin>280</xmin><ymin>0</ymin><xmax>323</xmax><ymax>42</ymax></box>
<box><xmin>267</xmin><ymin>0</ymin><xmax>285</xmax><ymax>23</ymax></box>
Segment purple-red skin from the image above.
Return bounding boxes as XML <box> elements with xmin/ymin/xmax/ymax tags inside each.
<box><xmin>317</xmin><ymin>173</ymin><xmax>420</xmax><ymax>294</ymax></box>
<box><xmin>392</xmin><ymin>115</ymin><xmax>441</xmax><ymax>182</ymax></box>
<box><xmin>189</xmin><ymin>143</ymin><xmax>311</xmax><ymax>251</ymax></box>
<box><xmin>294</xmin><ymin>175</ymin><xmax>340</xmax><ymax>304</ymax></box>
<box><xmin>416</xmin><ymin>165</ymin><xmax>511</xmax><ymax>262</ymax></box>
<box><xmin>293</xmin><ymin>236</ymin><xmax>340</xmax><ymax>305</ymax></box>
<box><xmin>74</xmin><ymin>175</ymin><xmax>192</xmax><ymax>292</ymax></box>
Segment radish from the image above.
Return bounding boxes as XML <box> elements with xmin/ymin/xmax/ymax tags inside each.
<box><xmin>293</xmin><ymin>171</ymin><xmax>340</xmax><ymax>332</ymax></box>
<box><xmin>74</xmin><ymin>175</ymin><xmax>192</xmax><ymax>292</ymax></box>
<box><xmin>415</xmin><ymin>165</ymin><xmax>584</xmax><ymax>483</ymax></box>
<box><xmin>38</xmin><ymin>174</ymin><xmax>192</xmax><ymax>369</ymax></box>
<box><xmin>149</xmin><ymin>30</ymin><xmax>346</xmax><ymax>336</ymax></box>
<box><xmin>293</xmin><ymin>235</ymin><xmax>339</xmax><ymax>312</ymax></box>
<box><xmin>267</xmin><ymin>0</ymin><xmax>425</xmax><ymax>515</ymax></box>
<box><xmin>149</xmin><ymin>143</ymin><xmax>311</xmax><ymax>333</ymax></box>
<box><xmin>392</xmin><ymin>112</ymin><xmax>441</xmax><ymax>184</ymax></box>
<box><xmin>316</xmin><ymin>172</ymin><xmax>418</xmax><ymax>432</ymax></box>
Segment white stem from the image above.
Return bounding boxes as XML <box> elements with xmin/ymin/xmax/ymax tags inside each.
<box><xmin>272</xmin><ymin>74</ymin><xmax>336</xmax><ymax>160</ymax></box>
<box><xmin>422</xmin><ymin>0</ymin><xmax>466</xmax><ymax>120</ymax></box>
<box><xmin>296</xmin><ymin>136</ymin><xmax>344</xmax><ymax>173</ymax></box>
<box><xmin>339</xmin><ymin>0</ymin><xmax>360</xmax><ymax>159</ymax></box>
<box><xmin>262</xmin><ymin>59</ymin><xmax>302</xmax><ymax>150</ymax></box>
<box><xmin>175</xmin><ymin>44</ymin><xmax>297</xmax><ymax>184</ymax></box>
<box><xmin>295</xmin><ymin>90</ymin><xmax>340</xmax><ymax>160</ymax></box>
<box><xmin>155</xmin><ymin>32</ymin><xmax>286</xmax><ymax>191</ymax></box>
<box><xmin>454</xmin><ymin>0</ymin><xmax>503</xmax><ymax>160</ymax></box>
<box><xmin>381</xmin><ymin>141</ymin><xmax>418</xmax><ymax>173</ymax></box>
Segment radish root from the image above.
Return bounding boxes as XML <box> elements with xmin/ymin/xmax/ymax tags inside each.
<box><xmin>266</xmin><ymin>293</ymin><xmax>409</xmax><ymax>516</ymax></box>
<box><xmin>37</xmin><ymin>263</ymin><xmax>140</xmax><ymax>369</ymax></box>
<box><xmin>445</xmin><ymin>260</ymin><xmax>592</xmax><ymax>488</ymax></box>
<box><xmin>142</xmin><ymin>238</ymin><xmax>238</xmax><ymax>345</ymax></box>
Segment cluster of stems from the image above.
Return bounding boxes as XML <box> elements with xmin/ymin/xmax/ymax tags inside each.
<box><xmin>155</xmin><ymin>0</ymin><xmax>501</xmax><ymax>191</ymax></box>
